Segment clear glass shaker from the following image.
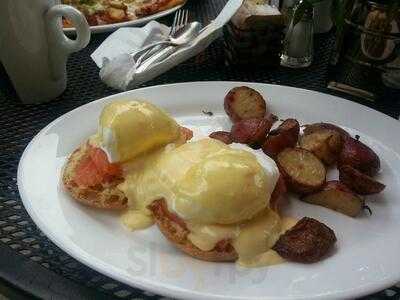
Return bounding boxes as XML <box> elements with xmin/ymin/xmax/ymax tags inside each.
<box><xmin>280</xmin><ymin>0</ymin><xmax>297</xmax><ymax>25</ymax></box>
<box><xmin>281</xmin><ymin>0</ymin><xmax>314</xmax><ymax>68</ymax></box>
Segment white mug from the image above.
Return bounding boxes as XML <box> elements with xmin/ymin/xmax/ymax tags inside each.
<box><xmin>0</xmin><ymin>0</ymin><xmax>90</xmax><ymax>104</ymax></box>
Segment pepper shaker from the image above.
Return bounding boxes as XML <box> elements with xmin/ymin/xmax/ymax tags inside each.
<box><xmin>280</xmin><ymin>0</ymin><xmax>314</xmax><ymax>68</ymax></box>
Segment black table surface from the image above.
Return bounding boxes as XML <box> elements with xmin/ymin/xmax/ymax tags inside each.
<box><xmin>1</xmin><ymin>1</ymin><xmax>400</xmax><ymax>299</ymax></box>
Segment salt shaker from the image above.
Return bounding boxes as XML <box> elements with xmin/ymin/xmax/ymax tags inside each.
<box><xmin>281</xmin><ymin>0</ymin><xmax>332</xmax><ymax>33</ymax></box>
<box><xmin>280</xmin><ymin>0</ymin><xmax>297</xmax><ymax>25</ymax></box>
<box><xmin>280</xmin><ymin>0</ymin><xmax>314</xmax><ymax>68</ymax></box>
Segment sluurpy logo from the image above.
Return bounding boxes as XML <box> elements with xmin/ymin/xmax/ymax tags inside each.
<box><xmin>127</xmin><ymin>241</ymin><xmax>269</xmax><ymax>290</ymax></box>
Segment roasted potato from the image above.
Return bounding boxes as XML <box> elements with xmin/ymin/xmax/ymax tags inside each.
<box><xmin>231</xmin><ymin>118</ymin><xmax>274</xmax><ymax>146</ymax></box>
<box><xmin>224</xmin><ymin>86</ymin><xmax>267</xmax><ymax>123</ymax></box>
<box><xmin>265</xmin><ymin>113</ymin><xmax>279</xmax><ymax>123</ymax></box>
<box><xmin>302</xmin><ymin>181</ymin><xmax>364</xmax><ymax>217</ymax></box>
<box><xmin>272</xmin><ymin>217</ymin><xmax>336</xmax><ymax>263</ymax></box>
<box><xmin>338</xmin><ymin>136</ymin><xmax>380</xmax><ymax>176</ymax></box>
<box><xmin>339</xmin><ymin>165</ymin><xmax>385</xmax><ymax>195</ymax></box>
<box><xmin>277</xmin><ymin>148</ymin><xmax>326</xmax><ymax>194</ymax></box>
<box><xmin>269</xmin><ymin>175</ymin><xmax>288</xmax><ymax>213</ymax></box>
<box><xmin>303</xmin><ymin>122</ymin><xmax>350</xmax><ymax>137</ymax></box>
<box><xmin>299</xmin><ymin>129</ymin><xmax>343</xmax><ymax>165</ymax></box>
<box><xmin>209</xmin><ymin>131</ymin><xmax>233</xmax><ymax>145</ymax></box>
<box><xmin>262</xmin><ymin>119</ymin><xmax>300</xmax><ymax>158</ymax></box>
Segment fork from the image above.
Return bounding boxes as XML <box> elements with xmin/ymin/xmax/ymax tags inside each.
<box><xmin>132</xmin><ymin>9</ymin><xmax>189</xmax><ymax>66</ymax></box>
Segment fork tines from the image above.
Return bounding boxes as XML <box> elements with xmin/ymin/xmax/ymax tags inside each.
<box><xmin>171</xmin><ymin>9</ymin><xmax>189</xmax><ymax>35</ymax></box>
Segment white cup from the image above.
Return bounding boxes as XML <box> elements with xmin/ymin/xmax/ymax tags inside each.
<box><xmin>0</xmin><ymin>0</ymin><xmax>91</xmax><ymax>104</ymax></box>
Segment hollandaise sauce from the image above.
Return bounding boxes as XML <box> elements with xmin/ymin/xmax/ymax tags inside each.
<box><xmin>98</xmin><ymin>100</ymin><xmax>180</xmax><ymax>163</ymax></box>
<box><xmin>118</xmin><ymin>138</ymin><xmax>291</xmax><ymax>267</ymax></box>
<box><xmin>119</xmin><ymin>139</ymin><xmax>278</xmax><ymax>225</ymax></box>
<box><xmin>186</xmin><ymin>211</ymin><xmax>297</xmax><ymax>268</ymax></box>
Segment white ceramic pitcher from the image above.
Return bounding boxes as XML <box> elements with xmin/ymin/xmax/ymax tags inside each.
<box><xmin>0</xmin><ymin>0</ymin><xmax>90</xmax><ymax>104</ymax></box>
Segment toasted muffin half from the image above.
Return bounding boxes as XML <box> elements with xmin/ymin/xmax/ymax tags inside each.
<box><xmin>149</xmin><ymin>199</ymin><xmax>239</xmax><ymax>262</ymax></box>
<box><xmin>62</xmin><ymin>142</ymin><xmax>128</xmax><ymax>210</ymax></box>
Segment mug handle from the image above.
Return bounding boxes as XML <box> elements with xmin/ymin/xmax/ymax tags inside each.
<box><xmin>45</xmin><ymin>4</ymin><xmax>90</xmax><ymax>80</ymax></box>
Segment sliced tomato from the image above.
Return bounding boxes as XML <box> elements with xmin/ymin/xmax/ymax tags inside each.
<box><xmin>74</xmin><ymin>146</ymin><xmax>122</xmax><ymax>187</ymax></box>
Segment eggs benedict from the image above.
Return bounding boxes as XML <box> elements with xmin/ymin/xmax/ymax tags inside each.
<box><xmin>122</xmin><ymin>138</ymin><xmax>292</xmax><ymax>267</ymax></box>
<box><xmin>63</xmin><ymin>98</ymin><xmax>296</xmax><ymax>267</ymax></box>
<box><xmin>62</xmin><ymin>99</ymin><xmax>191</xmax><ymax>210</ymax></box>
<box><xmin>63</xmin><ymin>99</ymin><xmax>289</xmax><ymax>266</ymax></box>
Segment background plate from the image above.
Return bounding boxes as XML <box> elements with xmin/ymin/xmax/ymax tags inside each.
<box><xmin>18</xmin><ymin>82</ymin><xmax>400</xmax><ymax>300</ymax></box>
<box><xmin>63</xmin><ymin>3</ymin><xmax>185</xmax><ymax>34</ymax></box>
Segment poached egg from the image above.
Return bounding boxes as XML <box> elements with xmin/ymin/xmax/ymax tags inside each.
<box><xmin>97</xmin><ymin>100</ymin><xmax>181</xmax><ymax>163</ymax></box>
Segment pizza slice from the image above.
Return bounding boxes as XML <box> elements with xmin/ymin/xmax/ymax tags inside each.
<box><xmin>135</xmin><ymin>0</ymin><xmax>186</xmax><ymax>17</ymax></box>
<box><xmin>62</xmin><ymin>0</ymin><xmax>130</xmax><ymax>27</ymax></box>
<box><xmin>62</xmin><ymin>0</ymin><xmax>186</xmax><ymax>27</ymax></box>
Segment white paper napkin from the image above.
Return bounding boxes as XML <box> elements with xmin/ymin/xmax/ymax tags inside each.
<box><xmin>91</xmin><ymin>0</ymin><xmax>243</xmax><ymax>91</ymax></box>
<box><xmin>91</xmin><ymin>21</ymin><xmax>170</xmax><ymax>90</ymax></box>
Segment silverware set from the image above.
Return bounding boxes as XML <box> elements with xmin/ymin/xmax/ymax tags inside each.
<box><xmin>132</xmin><ymin>9</ymin><xmax>202</xmax><ymax>72</ymax></box>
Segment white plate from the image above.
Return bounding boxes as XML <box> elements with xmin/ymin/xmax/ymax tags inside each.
<box><xmin>63</xmin><ymin>3</ymin><xmax>185</xmax><ymax>34</ymax></box>
<box><xmin>18</xmin><ymin>82</ymin><xmax>400</xmax><ymax>300</ymax></box>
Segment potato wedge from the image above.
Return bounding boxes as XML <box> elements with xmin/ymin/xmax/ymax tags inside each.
<box><xmin>302</xmin><ymin>181</ymin><xmax>364</xmax><ymax>217</ymax></box>
<box><xmin>224</xmin><ymin>86</ymin><xmax>267</xmax><ymax>123</ymax></box>
<box><xmin>231</xmin><ymin>118</ymin><xmax>274</xmax><ymax>146</ymax></box>
<box><xmin>209</xmin><ymin>131</ymin><xmax>233</xmax><ymax>145</ymax></box>
<box><xmin>264</xmin><ymin>113</ymin><xmax>279</xmax><ymax>126</ymax></box>
<box><xmin>299</xmin><ymin>129</ymin><xmax>343</xmax><ymax>165</ymax></box>
<box><xmin>339</xmin><ymin>165</ymin><xmax>385</xmax><ymax>195</ymax></box>
<box><xmin>277</xmin><ymin>148</ymin><xmax>326</xmax><ymax>194</ymax></box>
<box><xmin>262</xmin><ymin>119</ymin><xmax>300</xmax><ymax>158</ymax></box>
<box><xmin>269</xmin><ymin>175</ymin><xmax>287</xmax><ymax>214</ymax></box>
<box><xmin>338</xmin><ymin>136</ymin><xmax>380</xmax><ymax>176</ymax></box>
<box><xmin>272</xmin><ymin>217</ymin><xmax>336</xmax><ymax>263</ymax></box>
<box><xmin>303</xmin><ymin>123</ymin><xmax>350</xmax><ymax>137</ymax></box>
